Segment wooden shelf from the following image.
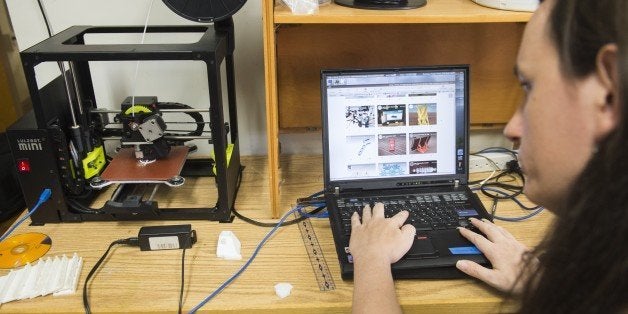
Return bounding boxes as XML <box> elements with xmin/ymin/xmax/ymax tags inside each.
<box><xmin>275</xmin><ymin>22</ymin><xmax>526</xmax><ymax>130</ymax></box>
<box><xmin>274</xmin><ymin>0</ymin><xmax>532</xmax><ymax>24</ymax></box>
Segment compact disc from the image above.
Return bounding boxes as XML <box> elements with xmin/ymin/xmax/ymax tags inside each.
<box><xmin>0</xmin><ymin>232</ymin><xmax>51</xmax><ymax>269</ymax></box>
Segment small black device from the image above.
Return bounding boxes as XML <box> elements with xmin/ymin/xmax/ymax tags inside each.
<box><xmin>334</xmin><ymin>0</ymin><xmax>427</xmax><ymax>10</ymax></box>
<box><xmin>138</xmin><ymin>224</ymin><xmax>197</xmax><ymax>251</ymax></box>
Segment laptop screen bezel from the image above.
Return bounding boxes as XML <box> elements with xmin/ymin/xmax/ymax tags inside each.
<box><xmin>321</xmin><ymin>65</ymin><xmax>470</xmax><ymax>192</ymax></box>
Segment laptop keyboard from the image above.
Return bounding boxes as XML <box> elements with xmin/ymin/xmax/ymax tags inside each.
<box><xmin>337</xmin><ymin>192</ymin><xmax>481</xmax><ymax>237</ymax></box>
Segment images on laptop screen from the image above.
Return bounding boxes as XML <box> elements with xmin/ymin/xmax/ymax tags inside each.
<box><xmin>322</xmin><ymin>66</ymin><xmax>468</xmax><ymax>183</ymax></box>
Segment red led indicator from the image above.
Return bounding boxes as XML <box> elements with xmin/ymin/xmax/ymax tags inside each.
<box><xmin>17</xmin><ymin>159</ymin><xmax>30</xmax><ymax>173</ymax></box>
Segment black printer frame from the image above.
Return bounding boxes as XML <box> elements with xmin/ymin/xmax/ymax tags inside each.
<box><xmin>10</xmin><ymin>21</ymin><xmax>240</xmax><ymax>224</ymax></box>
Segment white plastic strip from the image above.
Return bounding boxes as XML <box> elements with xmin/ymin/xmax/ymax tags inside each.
<box><xmin>54</xmin><ymin>253</ymin><xmax>83</xmax><ymax>296</ymax></box>
<box><xmin>0</xmin><ymin>254</ymin><xmax>83</xmax><ymax>304</ymax></box>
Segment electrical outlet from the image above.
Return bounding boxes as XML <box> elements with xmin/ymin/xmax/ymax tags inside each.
<box><xmin>469</xmin><ymin>153</ymin><xmax>516</xmax><ymax>173</ymax></box>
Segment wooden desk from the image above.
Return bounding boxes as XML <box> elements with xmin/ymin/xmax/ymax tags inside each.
<box><xmin>262</xmin><ymin>0</ymin><xmax>533</xmax><ymax>216</ymax></box>
<box><xmin>0</xmin><ymin>155</ymin><xmax>552</xmax><ymax>313</ymax></box>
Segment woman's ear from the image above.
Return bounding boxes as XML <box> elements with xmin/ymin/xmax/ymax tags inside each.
<box><xmin>594</xmin><ymin>43</ymin><xmax>620</xmax><ymax>141</ymax></box>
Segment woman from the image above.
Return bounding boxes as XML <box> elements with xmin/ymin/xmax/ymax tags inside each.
<box><xmin>349</xmin><ymin>0</ymin><xmax>628</xmax><ymax>313</ymax></box>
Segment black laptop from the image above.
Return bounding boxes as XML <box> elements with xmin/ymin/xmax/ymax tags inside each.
<box><xmin>321</xmin><ymin>65</ymin><xmax>492</xmax><ymax>279</ymax></box>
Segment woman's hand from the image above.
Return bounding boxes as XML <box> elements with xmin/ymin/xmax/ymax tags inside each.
<box><xmin>456</xmin><ymin>218</ymin><xmax>538</xmax><ymax>294</ymax></box>
<box><xmin>349</xmin><ymin>203</ymin><xmax>416</xmax><ymax>314</ymax></box>
<box><xmin>349</xmin><ymin>203</ymin><xmax>416</xmax><ymax>264</ymax></box>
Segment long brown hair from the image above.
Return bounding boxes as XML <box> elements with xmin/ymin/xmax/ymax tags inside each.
<box><xmin>517</xmin><ymin>0</ymin><xmax>628</xmax><ymax>313</ymax></box>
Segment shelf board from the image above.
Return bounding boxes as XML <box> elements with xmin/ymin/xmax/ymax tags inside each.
<box><xmin>274</xmin><ymin>0</ymin><xmax>533</xmax><ymax>24</ymax></box>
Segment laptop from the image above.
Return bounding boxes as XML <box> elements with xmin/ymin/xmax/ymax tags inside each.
<box><xmin>321</xmin><ymin>65</ymin><xmax>492</xmax><ymax>279</ymax></box>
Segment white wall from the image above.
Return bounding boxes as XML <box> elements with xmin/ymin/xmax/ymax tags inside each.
<box><xmin>6</xmin><ymin>0</ymin><xmax>267</xmax><ymax>156</ymax></box>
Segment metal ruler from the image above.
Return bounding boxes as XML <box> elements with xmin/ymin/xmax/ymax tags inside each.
<box><xmin>294</xmin><ymin>212</ymin><xmax>336</xmax><ymax>291</ymax></box>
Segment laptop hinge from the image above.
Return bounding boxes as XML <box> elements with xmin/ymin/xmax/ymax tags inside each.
<box><xmin>454</xmin><ymin>179</ymin><xmax>460</xmax><ymax>188</ymax></box>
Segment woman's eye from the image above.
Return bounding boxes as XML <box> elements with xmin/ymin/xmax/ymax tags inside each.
<box><xmin>520</xmin><ymin>81</ymin><xmax>532</xmax><ymax>94</ymax></box>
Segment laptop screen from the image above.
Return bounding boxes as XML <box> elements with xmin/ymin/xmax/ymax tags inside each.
<box><xmin>321</xmin><ymin>66</ymin><xmax>469</xmax><ymax>189</ymax></box>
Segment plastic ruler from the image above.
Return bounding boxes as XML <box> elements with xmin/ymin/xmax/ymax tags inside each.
<box><xmin>294</xmin><ymin>213</ymin><xmax>336</xmax><ymax>291</ymax></box>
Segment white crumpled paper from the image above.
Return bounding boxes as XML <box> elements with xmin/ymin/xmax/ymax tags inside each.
<box><xmin>281</xmin><ymin>0</ymin><xmax>319</xmax><ymax>15</ymax></box>
<box><xmin>274</xmin><ymin>282</ymin><xmax>293</xmax><ymax>299</ymax></box>
<box><xmin>216</xmin><ymin>230</ymin><xmax>242</xmax><ymax>260</ymax></box>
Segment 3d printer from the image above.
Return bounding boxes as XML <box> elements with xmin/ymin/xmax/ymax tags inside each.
<box><xmin>6</xmin><ymin>17</ymin><xmax>243</xmax><ymax>224</ymax></box>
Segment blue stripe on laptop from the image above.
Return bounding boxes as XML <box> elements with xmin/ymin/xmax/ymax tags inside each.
<box><xmin>456</xmin><ymin>209</ymin><xmax>478</xmax><ymax>217</ymax></box>
<box><xmin>449</xmin><ymin>246</ymin><xmax>481</xmax><ymax>255</ymax></box>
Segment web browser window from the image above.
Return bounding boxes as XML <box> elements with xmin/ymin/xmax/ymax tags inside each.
<box><xmin>323</xmin><ymin>69</ymin><xmax>467</xmax><ymax>182</ymax></box>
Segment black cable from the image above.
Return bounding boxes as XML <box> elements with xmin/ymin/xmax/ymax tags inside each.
<box><xmin>469</xmin><ymin>154</ymin><xmax>542</xmax><ymax>213</ymax></box>
<box><xmin>469</xmin><ymin>148</ymin><xmax>520</xmax><ymax>186</ymax></box>
<box><xmin>230</xmin><ymin>165</ymin><xmax>327</xmax><ymax>227</ymax></box>
<box><xmin>478</xmin><ymin>187</ymin><xmax>544</xmax><ymax>221</ymax></box>
<box><xmin>490</xmin><ymin>198</ymin><xmax>498</xmax><ymax>219</ymax></box>
<box><xmin>231</xmin><ymin>205</ymin><xmax>326</xmax><ymax>227</ymax></box>
<box><xmin>63</xmin><ymin>181</ymin><xmax>106</xmax><ymax>214</ymax></box>
<box><xmin>67</xmin><ymin>198</ymin><xmax>105</xmax><ymax>215</ymax></box>
<box><xmin>468</xmin><ymin>172</ymin><xmax>518</xmax><ymax>185</ymax></box>
<box><xmin>178</xmin><ymin>247</ymin><xmax>186</xmax><ymax>314</ymax></box>
<box><xmin>83</xmin><ymin>237</ymin><xmax>139</xmax><ymax>314</ymax></box>
<box><xmin>473</xmin><ymin>147</ymin><xmax>519</xmax><ymax>159</ymax></box>
<box><xmin>480</xmin><ymin>181</ymin><xmax>524</xmax><ymax>200</ymax></box>
<box><xmin>479</xmin><ymin>160</ymin><xmax>525</xmax><ymax>200</ymax></box>
<box><xmin>36</xmin><ymin>0</ymin><xmax>66</xmax><ymax>76</ymax></box>
<box><xmin>37</xmin><ymin>0</ymin><xmax>53</xmax><ymax>37</ymax></box>
<box><xmin>157</xmin><ymin>102</ymin><xmax>205</xmax><ymax>143</ymax></box>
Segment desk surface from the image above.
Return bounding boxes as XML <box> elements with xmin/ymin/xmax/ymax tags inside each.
<box><xmin>0</xmin><ymin>155</ymin><xmax>553</xmax><ymax>313</ymax></box>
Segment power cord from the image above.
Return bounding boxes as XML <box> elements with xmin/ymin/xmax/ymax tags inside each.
<box><xmin>179</xmin><ymin>234</ymin><xmax>192</xmax><ymax>314</ymax></box>
<box><xmin>473</xmin><ymin>147</ymin><xmax>519</xmax><ymax>159</ymax></box>
<box><xmin>476</xmin><ymin>186</ymin><xmax>545</xmax><ymax>221</ymax></box>
<box><xmin>0</xmin><ymin>188</ymin><xmax>52</xmax><ymax>243</ymax></box>
<box><xmin>36</xmin><ymin>0</ymin><xmax>53</xmax><ymax>37</ymax></box>
<box><xmin>476</xmin><ymin>157</ymin><xmax>522</xmax><ymax>198</ymax></box>
<box><xmin>84</xmin><ymin>225</ymin><xmax>194</xmax><ymax>313</ymax></box>
<box><xmin>83</xmin><ymin>237</ymin><xmax>139</xmax><ymax>314</ymax></box>
<box><xmin>469</xmin><ymin>147</ymin><xmax>520</xmax><ymax>186</ymax></box>
<box><xmin>231</xmin><ymin>165</ymin><xmax>328</xmax><ymax>227</ymax></box>
<box><xmin>470</xmin><ymin>159</ymin><xmax>544</xmax><ymax>222</ymax></box>
<box><xmin>232</xmin><ymin>203</ymin><xmax>326</xmax><ymax>227</ymax></box>
<box><xmin>467</xmin><ymin>149</ymin><xmax>543</xmax><ymax>221</ymax></box>
<box><xmin>179</xmin><ymin>247</ymin><xmax>186</xmax><ymax>314</ymax></box>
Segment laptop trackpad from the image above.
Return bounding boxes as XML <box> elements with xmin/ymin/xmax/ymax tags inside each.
<box><xmin>405</xmin><ymin>234</ymin><xmax>439</xmax><ymax>259</ymax></box>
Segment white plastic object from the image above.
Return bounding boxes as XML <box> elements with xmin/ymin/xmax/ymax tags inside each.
<box><xmin>54</xmin><ymin>253</ymin><xmax>83</xmax><ymax>296</ymax></box>
<box><xmin>0</xmin><ymin>253</ymin><xmax>83</xmax><ymax>304</ymax></box>
<box><xmin>281</xmin><ymin>0</ymin><xmax>319</xmax><ymax>15</ymax></box>
<box><xmin>472</xmin><ymin>0</ymin><xmax>539</xmax><ymax>12</ymax></box>
<box><xmin>274</xmin><ymin>282</ymin><xmax>293</xmax><ymax>299</ymax></box>
<box><xmin>216</xmin><ymin>231</ymin><xmax>242</xmax><ymax>260</ymax></box>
